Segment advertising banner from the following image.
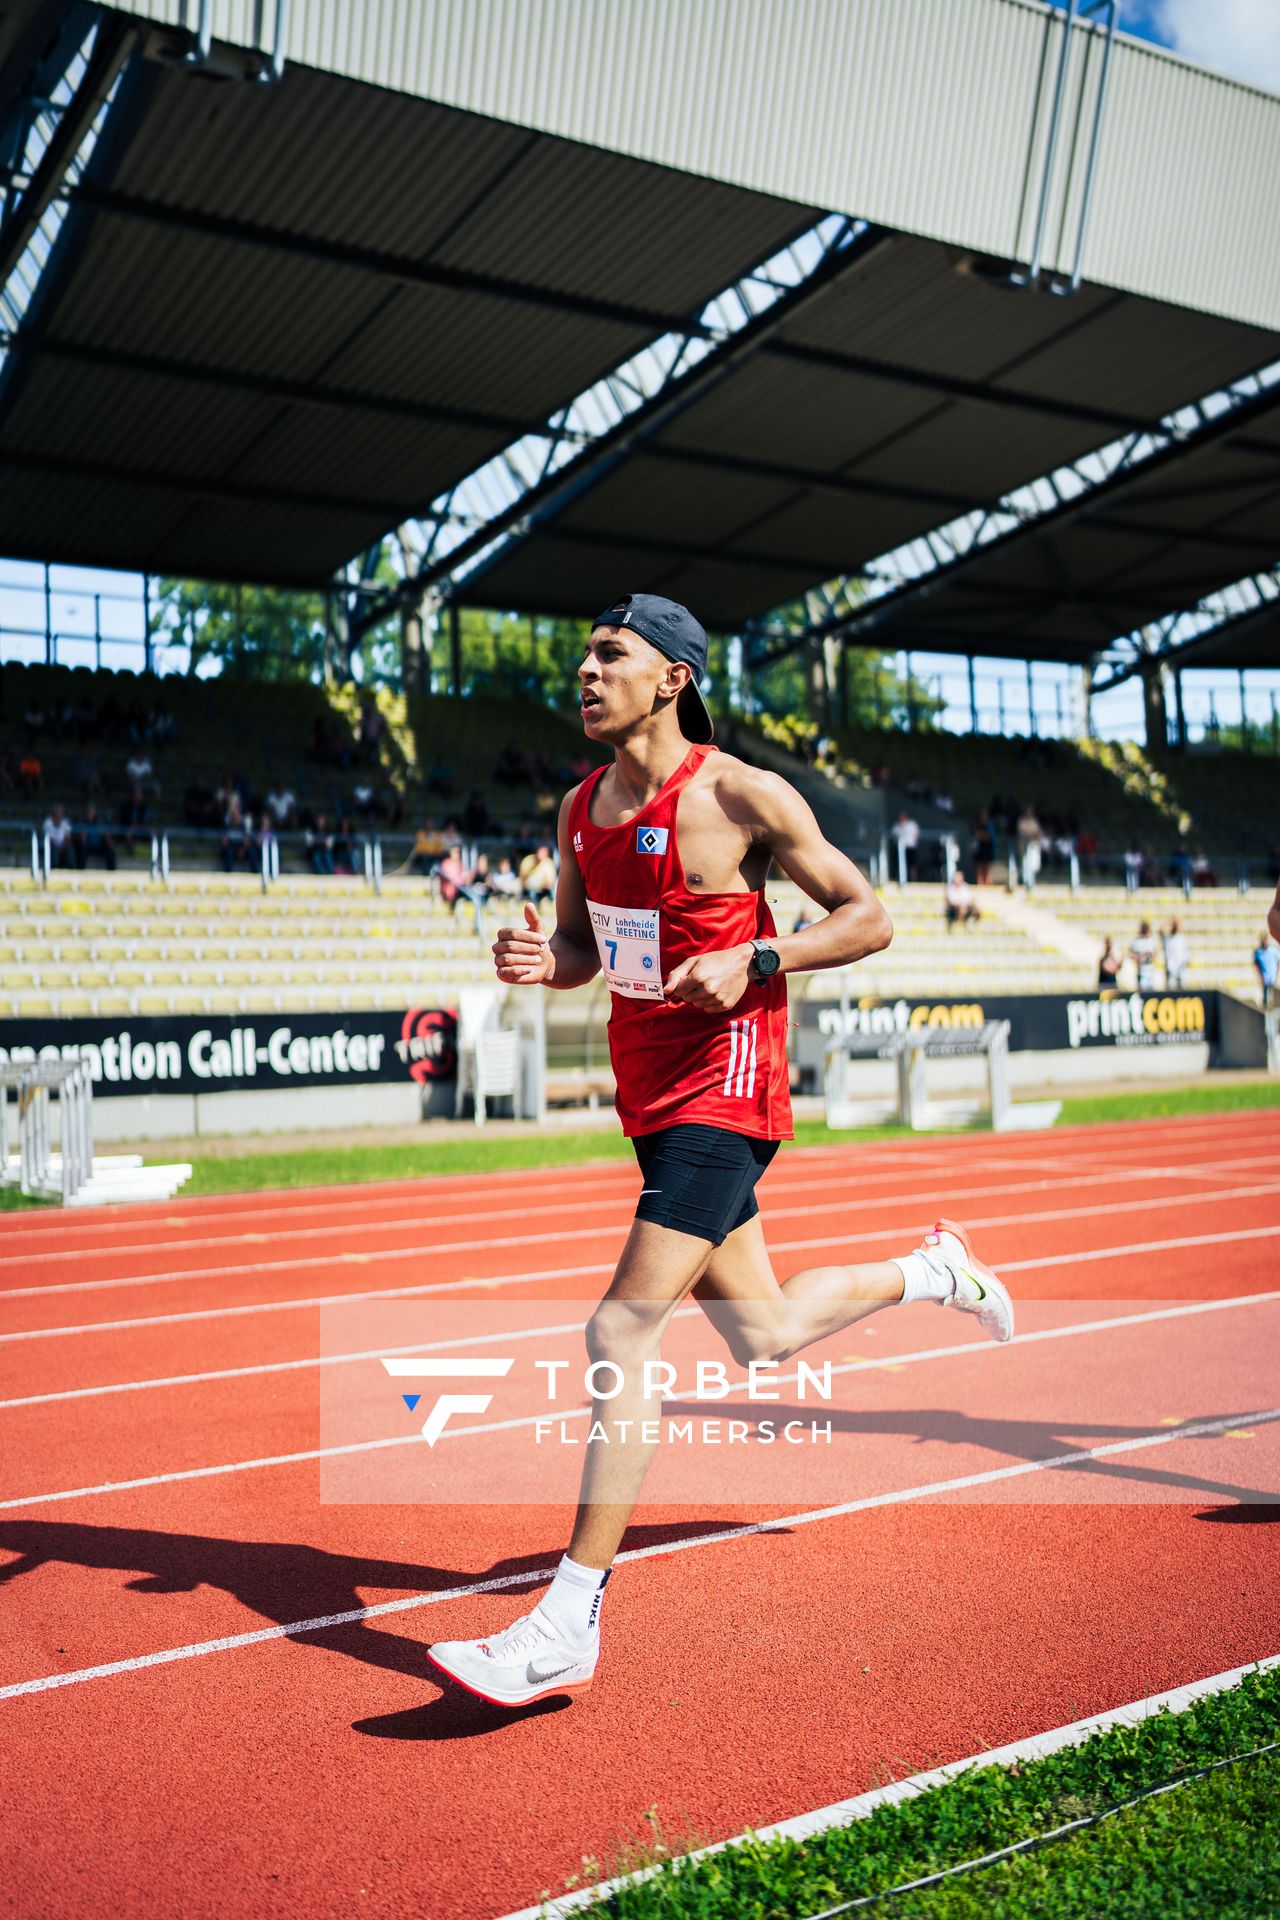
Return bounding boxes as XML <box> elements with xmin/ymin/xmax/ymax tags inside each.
<box><xmin>799</xmin><ymin>989</ymin><xmax>1218</xmax><ymax>1061</ymax></box>
<box><xmin>0</xmin><ymin>1006</ymin><xmax>458</xmax><ymax>1097</ymax></box>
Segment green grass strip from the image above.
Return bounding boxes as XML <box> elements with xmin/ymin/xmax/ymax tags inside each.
<box><xmin>578</xmin><ymin>1663</ymin><xmax>1280</xmax><ymax>1920</ymax></box>
<box><xmin>0</xmin><ymin>1076</ymin><xmax>1275</xmax><ymax>1209</ymax></box>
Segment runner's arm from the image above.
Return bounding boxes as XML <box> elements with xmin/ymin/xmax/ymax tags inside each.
<box><xmin>491</xmin><ymin>790</ymin><xmax>601</xmax><ymax>989</ymax></box>
<box><xmin>664</xmin><ymin>770</ymin><xmax>890</xmax><ymax>1011</ymax></box>
<box><xmin>754</xmin><ymin>773</ymin><xmax>892</xmax><ymax>976</ymax></box>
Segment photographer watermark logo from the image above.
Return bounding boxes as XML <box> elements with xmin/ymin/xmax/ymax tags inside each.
<box><xmin>382</xmin><ymin>1357</ymin><xmax>514</xmax><ymax>1445</ymax></box>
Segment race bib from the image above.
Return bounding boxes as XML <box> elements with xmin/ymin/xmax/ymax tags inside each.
<box><xmin>586</xmin><ymin>898</ymin><xmax>664</xmax><ymax>1000</ymax></box>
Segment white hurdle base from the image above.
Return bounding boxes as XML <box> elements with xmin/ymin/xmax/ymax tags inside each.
<box><xmin>7</xmin><ymin>1152</ymin><xmax>193</xmax><ymax>1206</ymax></box>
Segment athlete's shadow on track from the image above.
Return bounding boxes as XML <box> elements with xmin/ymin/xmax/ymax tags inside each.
<box><xmin>0</xmin><ymin>1516</ymin><xmax>750</xmax><ymax>1724</ymax></box>
<box><xmin>696</xmin><ymin>1401</ymin><xmax>1280</xmax><ymax>1512</ymax></box>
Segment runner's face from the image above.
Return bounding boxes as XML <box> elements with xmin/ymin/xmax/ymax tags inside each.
<box><xmin>579</xmin><ymin>626</ymin><xmax>685</xmax><ymax>739</ymax></box>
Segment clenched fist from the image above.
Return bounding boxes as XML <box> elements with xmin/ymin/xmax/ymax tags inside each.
<box><xmin>493</xmin><ymin>902</ymin><xmax>556</xmax><ymax>985</ymax></box>
<box><xmin>663</xmin><ymin>942</ymin><xmax>753</xmax><ymax>1013</ymax></box>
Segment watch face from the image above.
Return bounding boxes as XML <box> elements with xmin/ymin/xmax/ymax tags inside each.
<box><xmin>754</xmin><ymin>943</ymin><xmax>781</xmax><ymax>977</ymax></box>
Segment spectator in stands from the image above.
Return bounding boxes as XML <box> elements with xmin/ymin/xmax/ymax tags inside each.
<box><xmin>306</xmin><ymin>813</ymin><xmax>335</xmax><ymax>876</ymax></box>
<box><xmin>118</xmin><ymin>781</ymin><xmax>149</xmax><ymax>854</ymax></box>
<box><xmin>1192</xmin><ymin>849</ymin><xmax>1218</xmax><ymax>888</ymax></box>
<box><xmin>490</xmin><ymin>856</ymin><xmax>521</xmax><ymax>901</ymax></box>
<box><xmin>73</xmin><ymin>802</ymin><xmax>116</xmax><ymax>872</ymax></box>
<box><xmin>889</xmin><ymin>808</ymin><xmax>920</xmax><ymax>883</ymax></box>
<box><xmin>468</xmin><ymin>852</ymin><xmax>493</xmax><ymax>904</ymax></box>
<box><xmin>332</xmin><ymin>815</ymin><xmax>357</xmax><ymax>875</ymax></box>
<box><xmin>438</xmin><ymin>844</ymin><xmax>472</xmax><ymax>912</ymax></box>
<box><xmin>254</xmin><ymin>813</ymin><xmax>276</xmax><ymax>871</ymax></box>
<box><xmin>792</xmin><ymin>903</ymin><xmax>819</xmax><ymax>934</ymax></box>
<box><xmin>219</xmin><ymin>793</ymin><xmax>253</xmax><ymax>872</ymax></box>
<box><xmin>1169</xmin><ymin>846</ymin><xmax>1192</xmax><ymax>891</ymax></box>
<box><xmin>125</xmin><ymin>746</ymin><xmax>158</xmax><ymax>798</ymax></box>
<box><xmin>521</xmin><ymin>843</ymin><xmax>557</xmax><ymax>907</ymax></box>
<box><xmin>945</xmin><ymin>869</ymin><xmax>980</xmax><ymax>930</ymax></box>
<box><xmin>18</xmin><ymin>747</ymin><xmax>42</xmax><ymax>795</ymax></box>
<box><xmin>534</xmin><ymin>781</ymin><xmax>558</xmax><ymax>822</ymax></box>
<box><xmin>970</xmin><ymin>808</ymin><xmax>995</xmax><ymax>886</ymax></box>
<box><xmin>1075</xmin><ymin>825</ymin><xmax>1099</xmax><ymax>874</ymax></box>
<box><xmin>1123</xmin><ymin>844</ymin><xmax>1144</xmax><ymax>893</ymax></box>
<box><xmin>1130</xmin><ymin>921</ymin><xmax>1161</xmax><ymax>992</ymax></box>
<box><xmin>265</xmin><ymin>778</ymin><xmax>297</xmax><ymax>831</ymax></box>
<box><xmin>412</xmin><ymin>818</ymin><xmax>445</xmax><ymax>878</ymax></box>
<box><xmin>41</xmin><ymin>802</ymin><xmax>75</xmax><ymax>869</ymax></box>
<box><xmin>352</xmin><ymin>775</ymin><xmax>378</xmax><ymax>819</ymax></box>
<box><xmin>1163</xmin><ymin>919</ymin><xmax>1189</xmax><ymax>991</ymax></box>
<box><xmin>1254</xmin><ymin>932</ymin><xmax>1279</xmax><ymax>1010</ymax></box>
<box><xmin>1098</xmin><ymin>937</ymin><xmax>1123</xmax><ymax>988</ymax></box>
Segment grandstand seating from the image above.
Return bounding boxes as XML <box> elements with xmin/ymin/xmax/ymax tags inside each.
<box><xmin>5</xmin><ymin>868</ymin><xmax>1272</xmax><ymax>1026</ymax></box>
<box><xmin>0</xmin><ymin>662</ymin><xmax>606</xmax><ymax>852</ymax></box>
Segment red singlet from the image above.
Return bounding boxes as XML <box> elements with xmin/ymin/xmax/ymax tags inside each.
<box><xmin>567</xmin><ymin>744</ymin><xmax>793</xmax><ymax>1141</ymax></box>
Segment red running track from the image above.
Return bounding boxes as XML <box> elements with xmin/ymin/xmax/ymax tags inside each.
<box><xmin>2</xmin><ymin>1110</ymin><xmax>1279</xmax><ymax>1919</ymax></box>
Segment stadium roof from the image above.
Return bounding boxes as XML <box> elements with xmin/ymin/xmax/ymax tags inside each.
<box><xmin>0</xmin><ymin>0</ymin><xmax>1277</xmax><ymax>670</ymax></box>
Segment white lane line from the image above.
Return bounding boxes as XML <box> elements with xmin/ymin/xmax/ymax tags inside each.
<box><xmin>4</xmin><ymin>1287</ymin><xmax>1277</xmax><ymax>1412</ymax></box>
<box><xmin>4</xmin><ymin>1111</ymin><xmax>1273</xmax><ymax>1253</ymax></box>
<box><xmin>491</xmin><ymin>1654</ymin><xmax>1280</xmax><ymax>1920</ymax></box>
<box><xmin>13</xmin><ymin>1153</ymin><xmax>1280</xmax><ymax>1294</ymax></box>
<box><xmin>3</xmin><ymin>1290</ymin><xmax>1277</xmax><ymax>1506</ymax></box>
<box><xmin>7</xmin><ymin>1206</ymin><xmax>1280</xmax><ymax>1347</ymax></box>
<box><xmin>4</xmin><ymin>1406</ymin><xmax>1278</xmax><ymax>1701</ymax></box>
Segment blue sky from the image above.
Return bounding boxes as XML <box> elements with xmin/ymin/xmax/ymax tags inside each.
<box><xmin>1050</xmin><ymin>0</ymin><xmax>1280</xmax><ymax>92</ymax></box>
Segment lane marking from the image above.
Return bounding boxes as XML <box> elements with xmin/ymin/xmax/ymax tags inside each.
<box><xmin>3</xmin><ymin>1111</ymin><xmax>1274</xmax><ymax>1254</ymax></box>
<box><xmin>11</xmin><ymin>1154</ymin><xmax>1280</xmax><ymax>1296</ymax></box>
<box><xmin>5</xmin><ymin>1287</ymin><xmax>1278</xmax><ymax>1412</ymax></box>
<box><xmin>489</xmin><ymin>1654</ymin><xmax>1280</xmax><ymax>1920</ymax></box>
<box><xmin>4</xmin><ymin>1291</ymin><xmax>1278</xmax><ymax>1504</ymax></box>
<box><xmin>3</xmin><ymin>1407</ymin><xmax>1277</xmax><ymax>1700</ymax></box>
<box><xmin>6</xmin><ymin>1217</ymin><xmax>1280</xmax><ymax>1347</ymax></box>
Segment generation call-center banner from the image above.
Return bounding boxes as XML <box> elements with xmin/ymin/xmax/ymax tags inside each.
<box><xmin>0</xmin><ymin>1007</ymin><xmax>458</xmax><ymax>1097</ymax></box>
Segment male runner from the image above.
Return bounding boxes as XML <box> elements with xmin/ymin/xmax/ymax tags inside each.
<box><xmin>428</xmin><ymin>593</ymin><xmax>1013</xmax><ymax>1707</ymax></box>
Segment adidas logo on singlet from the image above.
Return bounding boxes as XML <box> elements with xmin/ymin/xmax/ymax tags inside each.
<box><xmin>636</xmin><ymin>826</ymin><xmax>669</xmax><ymax>855</ymax></box>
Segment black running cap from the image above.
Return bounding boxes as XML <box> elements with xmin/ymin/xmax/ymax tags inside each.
<box><xmin>591</xmin><ymin>592</ymin><xmax>714</xmax><ymax>744</ymax></box>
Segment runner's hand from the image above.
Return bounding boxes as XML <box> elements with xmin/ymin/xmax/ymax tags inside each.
<box><xmin>493</xmin><ymin>902</ymin><xmax>555</xmax><ymax>984</ymax></box>
<box><xmin>664</xmin><ymin>943</ymin><xmax>753</xmax><ymax>1012</ymax></box>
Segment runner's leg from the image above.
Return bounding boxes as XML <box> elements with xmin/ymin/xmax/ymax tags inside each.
<box><xmin>566</xmin><ymin>1217</ymin><xmax>718</xmax><ymax>1569</ymax></box>
<box><xmin>693</xmin><ymin>1213</ymin><xmax>904</xmax><ymax>1361</ymax></box>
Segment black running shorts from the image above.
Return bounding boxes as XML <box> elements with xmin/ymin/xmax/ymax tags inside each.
<box><xmin>631</xmin><ymin>1122</ymin><xmax>779</xmax><ymax>1245</ymax></box>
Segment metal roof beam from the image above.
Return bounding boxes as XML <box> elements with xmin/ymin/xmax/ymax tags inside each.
<box><xmin>0</xmin><ymin>443</ymin><xmax>412</xmax><ymax>522</ymax></box>
<box><xmin>637</xmin><ymin>441</ymin><xmax>970</xmax><ymax>515</ymax></box>
<box><xmin>65</xmin><ymin>181</ymin><xmax>717</xmax><ymax>339</ymax></box>
<box><xmin>0</xmin><ymin>18</ymin><xmax>134</xmax><ymax>286</ymax></box>
<box><xmin>357</xmin><ymin>216</ymin><xmax>897</xmax><ymax>632</ymax></box>
<box><xmin>1090</xmin><ymin>566</ymin><xmax>1280</xmax><ymax>691</ymax></box>
<box><xmin>762</xmin><ymin>336</ymin><xmax>1150</xmax><ymax>436</ymax></box>
<box><xmin>769</xmin><ymin>361</ymin><xmax>1280</xmax><ymax>652</ymax></box>
<box><xmin>0</xmin><ymin>329</ymin><xmax>541</xmax><ymax>439</ymax></box>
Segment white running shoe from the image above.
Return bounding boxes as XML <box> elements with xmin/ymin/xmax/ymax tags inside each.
<box><xmin>920</xmin><ymin>1216</ymin><xmax>1015</xmax><ymax>1343</ymax></box>
<box><xmin>427</xmin><ymin>1601</ymin><xmax>599</xmax><ymax>1707</ymax></box>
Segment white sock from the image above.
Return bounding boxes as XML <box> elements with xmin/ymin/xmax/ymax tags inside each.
<box><xmin>542</xmin><ymin>1554</ymin><xmax>610</xmax><ymax>1643</ymax></box>
<box><xmin>894</xmin><ymin>1248</ymin><xmax>954</xmax><ymax>1303</ymax></box>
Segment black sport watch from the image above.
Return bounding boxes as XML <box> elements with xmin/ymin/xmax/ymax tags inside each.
<box><xmin>749</xmin><ymin>938</ymin><xmax>782</xmax><ymax>981</ymax></box>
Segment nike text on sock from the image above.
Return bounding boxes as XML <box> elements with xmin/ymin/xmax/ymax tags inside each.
<box><xmin>543</xmin><ymin>1554</ymin><xmax>611</xmax><ymax>1643</ymax></box>
<box><xmin>893</xmin><ymin>1247</ymin><xmax>954</xmax><ymax>1304</ymax></box>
